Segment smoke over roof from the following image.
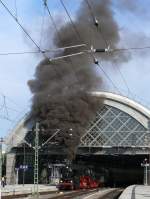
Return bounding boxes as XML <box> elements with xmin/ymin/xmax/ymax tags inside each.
<box><xmin>27</xmin><ymin>0</ymin><xmax>130</xmax><ymax>159</ymax></box>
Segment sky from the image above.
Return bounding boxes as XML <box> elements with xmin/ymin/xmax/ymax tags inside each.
<box><xmin>1</xmin><ymin>0</ymin><xmax>150</xmax><ymax>138</ymax></box>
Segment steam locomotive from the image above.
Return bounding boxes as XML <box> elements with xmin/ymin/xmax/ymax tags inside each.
<box><xmin>54</xmin><ymin>161</ymin><xmax>103</xmax><ymax>190</ymax></box>
<box><xmin>57</xmin><ymin>175</ymin><xmax>101</xmax><ymax>190</ymax></box>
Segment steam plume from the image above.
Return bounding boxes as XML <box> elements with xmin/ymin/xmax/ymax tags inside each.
<box><xmin>28</xmin><ymin>0</ymin><xmax>129</xmax><ymax>159</ymax></box>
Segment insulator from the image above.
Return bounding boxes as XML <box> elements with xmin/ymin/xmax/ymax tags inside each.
<box><xmin>105</xmin><ymin>45</ymin><xmax>113</xmax><ymax>52</ymax></box>
<box><xmin>94</xmin><ymin>58</ymin><xmax>99</xmax><ymax>65</ymax></box>
<box><xmin>44</xmin><ymin>0</ymin><xmax>47</xmax><ymax>6</ymax></box>
<box><xmin>94</xmin><ymin>17</ymin><xmax>99</xmax><ymax>27</ymax></box>
<box><xmin>91</xmin><ymin>45</ymin><xmax>96</xmax><ymax>53</ymax></box>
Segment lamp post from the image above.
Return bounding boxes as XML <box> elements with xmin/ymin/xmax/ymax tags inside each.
<box><xmin>141</xmin><ymin>158</ymin><xmax>149</xmax><ymax>186</ymax></box>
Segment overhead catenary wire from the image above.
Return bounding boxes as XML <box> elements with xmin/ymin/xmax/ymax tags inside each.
<box><xmin>43</xmin><ymin>0</ymin><xmax>74</xmax><ymax>84</ymax></box>
<box><xmin>14</xmin><ymin>0</ymin><xmax>18</xmax><ymax>19</ymax></box>
<box><xmin>39</xmin><ymin>3</ymin><xmax>46</xmax><ymax>48</ymax></box>
<box><xmin>43</xmin><ymin>0</ymin><xmax>86</xmax><ymax>61</ymax></box>
<box><xmin>1</xmin><ymin>0</ymin><xmax>87</xmax><ymax>62</ymax></box>
<box><xmin>84</xmin><ymin>0</ymin><xmax>148</xmax><ymax>100</ymax></box>
<box><xmin>43</xmin><ymin>0</ymin><xmax>62</xmax><ymax>40</ymax></box>
<box><xmin>1</xmin><ymin>45</ymin><xmax>150</xmax><ymax>56</ymax></box>
<box><xmin>59</xmin><ymin>0</ymin><xmax>120</xmax><ymax>93</ymax></box>
<box><xmin>8</xmin><ymin>0</ymin><xmax>137</xmax><ymax>99</ymax></box>
<box><xmin>59</xmin><ymin>0</ymin><xmax>122</xmax><ymax>95</ymax></box>
<box><xmin>84</xmin><ymin>0</ymin><xmax>109</xmax><ymax>47</ymax></box>
<box><xmin>96</xmin><ymin>62</ymin><xmax>121</xmax><ymax>94</ymax></box>
<box><xmin>0</xmin><ymin>51</ymin><xmax>41</xmax><ymax>56</ymax></box>
<box><xmin>110</xmin><ymin>47</ymin><xmax>150</xmax><ymax>96</ymax></box>
<box><xmin>44</xmin><ymin>0</ymin><xmax>118</xmax><ymax>112</ymax></box>
<box><xmin>58</xmin><ymin>0</ymin><xmax>108</xmax><ymax>63</ymax></box>
<box><xmin>0</xmin><ymin>0</ymin><xmax>41</xmax><ymax>51</ymax></box>
<box><xmin>58</xmin><ymin>0</ymin><xmax>98</xmax><ymax>61</ymax></box>
<box><xmin>0</xmin><ymin>91</ymin><xmax>27</xmax><ymax>124</ymax></box>
<box><xmin>1</xmin><ymin>0</ymin><xmax>150</xmax><ymax>57</ymax></box>
<box><xmin>59</xmin><ymin>0</ymin><xmax>82</xmax><ymax>41</ymax></box>
<box><xmin>114</xmin><ymin>64</ymin><xmax>134</xmax><ymax>98</ymax></box>
<box><xmin>1</xmin><ymin>0</ymin><xmax>148</xmax><ymax>107</ymax></box>
<box><xmin>0</xmin><ymin>44</ymin><xmax>86</xmax><ymax>56</ymax></box>
<box><xmin>0</xmin><ymin>0</ymin><xmax>150</xmax><ymax>57</ymax></box>
<box><xmin>84</xmin><ymin>0</ymin><xmax>134</xmax><ymax>97</ymax></box>
<box><xmin>84</xmin><ymin>0</ymin><xmax>95</xmax><ymax>21</ymax></box>
<box><xmin>0</xmin><ymin>95</ymin><xmax>20</xmax><ymax>112</ymax></box>
<box><xmin>0</xmin><ymin>95</ymin><xmax>20</xmax><ymax>121</ymax></box>
<box><xmin>0</xmin><ymin>0</ymin><xmax>86</xmax><ymax>124</ymax></box>
<box><xmin>0</xmin><ymin>93</ymin><xmax>19</xmax><ymax>113</ymax></box>
<box><xmin>43</xmin><ymin>0</ymin><xmax>84</xmax><ymax>84</ymax></box>
<box><xmin>112</xmin><ymin>46</ymin><xmax>150</xmax><ymax>52</ymax></box>
<box><xmin>0</xmin><ymin>92</ymin><xmax>24</xmax><ymax>109</ymax></box>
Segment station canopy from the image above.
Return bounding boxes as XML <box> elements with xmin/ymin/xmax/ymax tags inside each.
<box><xmin>6</xmin><ymin>92</ymin><xmax>150</xmax><ymax>155</ymax></box>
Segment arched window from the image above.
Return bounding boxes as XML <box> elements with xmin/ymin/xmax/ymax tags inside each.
<box><xmin>81</xmin><ymin>105</ymin><xmax>148</xmax><ymax>147</ymax></box>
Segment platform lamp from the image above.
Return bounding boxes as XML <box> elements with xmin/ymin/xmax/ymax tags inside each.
<box><xmin>141</xmin><ymin>158</ymin><xmax>149</xmax><ymax>186</ymax></box>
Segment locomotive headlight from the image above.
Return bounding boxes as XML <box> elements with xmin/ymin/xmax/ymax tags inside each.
<box><xmin>60</xmin><ymin>180</ymin><xmax>63</xmax><ymax>183</ymax></box>
<box><xmin>70</xmin><ymin>180</ymin><xmax>73</xmax><ymax>183</ymax></box>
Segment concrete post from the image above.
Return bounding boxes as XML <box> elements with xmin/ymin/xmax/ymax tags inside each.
<box><xmin>6</xmin><ymin>153</ymin><xmax>16</xmax><ymax>184</ymax></box>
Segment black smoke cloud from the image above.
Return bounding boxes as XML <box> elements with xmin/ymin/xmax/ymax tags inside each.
<box><xmin>28</xmin><ymin>0</ymin><xmax>130</xmax><ymax>159</ymax></box>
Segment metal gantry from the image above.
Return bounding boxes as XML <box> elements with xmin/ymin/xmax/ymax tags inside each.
<box><xmin>14</xmin><ymin>123</ymin><xmax>61</xmax><ymax>197</ymax></box>
<box><xmin>34</xmin><ymin>122</ymin><xmax>39</xmax><ymax>197</ymax></box>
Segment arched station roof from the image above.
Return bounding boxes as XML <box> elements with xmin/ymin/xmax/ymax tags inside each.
<box><xmin>80</xmin><ymin>92</ymin><xmax>150</xmax><ymax>150</ymax></box>
<box><xmin>6</xmin><ymin>92</ymin><xmax>150</xmax><ymax>150</ymax></box>
<box><xmin>92</xmin><ymin>92</ymin><xmax>150</xmax><ymax>128</ymax></box>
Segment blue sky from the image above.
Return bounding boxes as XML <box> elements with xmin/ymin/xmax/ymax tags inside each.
<box><xmin>1</xmin><ymin>0</ymin><xmax>150</xmax><ymax>138</ymax></box>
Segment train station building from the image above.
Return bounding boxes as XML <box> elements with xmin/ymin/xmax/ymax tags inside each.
<box><xmin>5</xmin><ymin>92</ymin><xmax>150</xmax><ymax>186</ymax></box>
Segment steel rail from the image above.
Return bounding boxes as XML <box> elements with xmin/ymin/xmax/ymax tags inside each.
<box><xmin>49</xmin><ymin>189</ymin><xmax>99</xmax><ymax>199</ymax></box>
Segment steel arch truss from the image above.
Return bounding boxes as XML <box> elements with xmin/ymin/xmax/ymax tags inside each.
<box><xmin>80</xmin><ymin>105</ymin><xmax>149</xmax><ymax>147</ymax></box>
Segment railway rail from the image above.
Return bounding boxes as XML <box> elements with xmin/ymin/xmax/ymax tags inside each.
<box><xmin>1</xmin><ymin>189</ymin><xmax>98</xmax><ymax>199</ymax></box>
<box><xmin>48</xmin><ymin>188</ymin><xmax>122</xmax><ymax>199</ymax></box>
<box><xmin>49</xmin><ymin>189</ymin><xmax>99</xmax><ymax>199</ymax></box>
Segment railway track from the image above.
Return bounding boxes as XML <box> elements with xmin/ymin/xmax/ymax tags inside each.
<box><xmin>1</xmin><ymin>189</ymin><xmax>99</xmax><ymax>199</ymax></box>
<box><xmin>2</xmin><ymin>188</ymin><xmax>123</xmax><ymax>199</ymax></box>
<box><xmin>46</xmin><ymin>188</ymin><xmax>122</xmax><ymax>199</ymax></box>
<box><xmin>49</xmin><ymin>189</ymin><xmax>99</xmax><ymax>199</ymax></box>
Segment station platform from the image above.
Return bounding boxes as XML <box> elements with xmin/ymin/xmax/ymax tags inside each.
<box><xmin>119</xmin><ymin>185</ymin><xmax>150</xmax><ymax>199</ymax></box>
<box><xmin>1</xmin><ymin>184</ymin><xmax>58</xmax><ymax>196</ymax></box>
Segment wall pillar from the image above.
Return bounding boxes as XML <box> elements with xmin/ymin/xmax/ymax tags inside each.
<box><xmin>6</xmin><ymin>153</ymin><xmax>16</xmax><ymax>184</ymax></box>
